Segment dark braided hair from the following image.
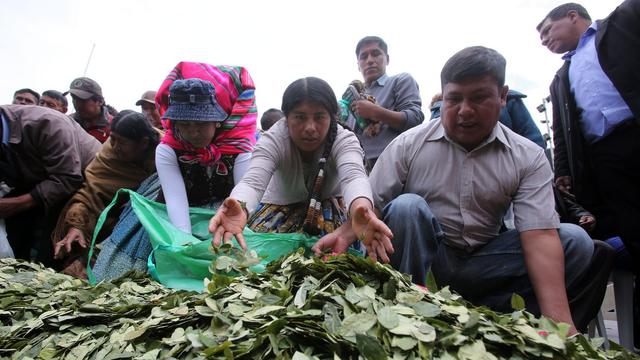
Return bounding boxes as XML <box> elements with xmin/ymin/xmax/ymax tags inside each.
<box><xmin>281</xmin><ymin>77</ymin><xmax>339</xmax><ymax>235</ymax></box>
<box><xmin>111</xmin><ymin>110</ymin><xmax>160</xmax><ymax>148</ymax></box>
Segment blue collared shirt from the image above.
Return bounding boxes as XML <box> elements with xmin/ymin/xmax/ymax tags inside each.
<box><xmin>565</xmin><ymin>22</ymin><xmax>633</xmax><ymax>144</ymax></box>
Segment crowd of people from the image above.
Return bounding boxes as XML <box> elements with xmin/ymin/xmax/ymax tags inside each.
<box><xmin>1</xmin><ymin>0</ymin><xmax>638</xmax><ymax>343</ymax></box>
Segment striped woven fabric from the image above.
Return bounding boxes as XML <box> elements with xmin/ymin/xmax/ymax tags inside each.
<box><xmin>247</xmin><ymin>198</ymin><xmax>347</xmax><ymax>235</ymax></box>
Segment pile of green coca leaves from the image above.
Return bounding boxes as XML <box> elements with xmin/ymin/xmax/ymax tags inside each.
<box><xmin>0</xmin><ymin>246</ymin><xmax>636</xmax><ymax>359</ymax></box>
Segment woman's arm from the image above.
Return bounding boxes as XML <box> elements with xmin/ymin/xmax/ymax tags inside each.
<box><xmin>156</xmin><ymin>144</ymin><xmax>192</xmax><ymax>234</ymax></box>
<box><xmin>233</xmin><ymin>152</ymin><xmax>252</xmax><ymax>184</ymax></box>
<box><xmin>229</xmin><ymin>126</ymin><xmax>281</xmax><ymax>213</ymax></box>
<box><xmin>210</xmin><ymin>127</ymin><xmax>282</xmax><ymax>248</ymax></box>
<box><xmin>312</xmin><ymin>197</ymin><xmax>393</xmax><ymax>262</ymax></box>
<box><xmin>348</xmin><ymin>197</ymin><xmax>394</xmax><ymax>262</ymax></box>
<box><xmin>312</xmin><ymin>129</ymin><xmax>393</xmax><ymax>261</ymax></box>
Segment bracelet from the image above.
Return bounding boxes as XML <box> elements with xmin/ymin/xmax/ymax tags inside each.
<box><xmin>238</xmin><ymin>200</ymin><xmax>249</xmax><ymax>218</ymax></box>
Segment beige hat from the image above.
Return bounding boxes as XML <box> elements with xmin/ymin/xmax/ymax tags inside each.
<box><xmin>135</xmin><ymin>90</ymin><xmax>157</xmax><ymax>106</ymax></box>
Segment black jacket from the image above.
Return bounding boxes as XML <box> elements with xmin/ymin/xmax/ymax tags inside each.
<box><xmin>549</xmin><ymin>0</ymin><xmax>640</xmax><ymax>201</ymax></box>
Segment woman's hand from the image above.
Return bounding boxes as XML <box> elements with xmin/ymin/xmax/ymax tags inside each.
<box><xmin>209</xmin><ymin>198</ymin><xmax>248</xmax><ymax>250</ymax></box>
<box><xmin>312</xmin><ymin>222</ymin><xmax>357</xmax><ymax>256</ymax></box>
<box><xmin>312</xmin><ymin>199</ymin><xmax>393</xmax><ymax>263</ymax></box>
<box><xmin>350</xmin><ymin>202</ymin><xmax>394</xmax><ymax>263</ymax></box>
<box><xmin>54</xmin><ymin>227</ymin><xmax>87</xmax><ymax>259</ymax></box>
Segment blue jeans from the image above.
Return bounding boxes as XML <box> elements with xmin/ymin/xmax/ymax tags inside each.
<box><xmin>382</xmin><ymin>193</ymin><xmax>594</xmax><ymax>313</ymax></box>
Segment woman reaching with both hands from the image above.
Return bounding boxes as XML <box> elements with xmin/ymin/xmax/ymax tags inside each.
<box><xmin>208</xmin><ymin>77</ymin><xmax>394</xmax><ymax>262</ymax></box>
<box><xmin>154</xmin><ymin>78</ymin><xmax>253</xmax><ymax>234</ymax></box>
<box><xmin>92</xmin><ymin>65</ymin><xmax>257</xmax><ymax>281</ymax></box>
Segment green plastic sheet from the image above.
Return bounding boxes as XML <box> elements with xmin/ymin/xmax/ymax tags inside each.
<box><xmin>86</xmin><ymin>189</ymin><xmax>325</xmax><ymax>291</ymax></box>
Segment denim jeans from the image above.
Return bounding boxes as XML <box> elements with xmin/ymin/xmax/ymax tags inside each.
<box><xmin>382</xmin><ymin>193</ymin><xmax>594</xmax><ymax>314</ymax></box>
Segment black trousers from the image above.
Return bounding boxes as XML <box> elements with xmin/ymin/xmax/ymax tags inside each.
<box><xmin>6</xmin><ymin>201</ymin><xmax>64</xmax><ymax>269</ymax></box>
<box><xmin>589</xmin><ymin>120</ymin><xmax>640</xmax><ymax>276</ymax></box>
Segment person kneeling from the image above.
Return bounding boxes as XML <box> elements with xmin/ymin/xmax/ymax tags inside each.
<box><xmin>314</xmin><ymin>46</ymin><xmax>612</xmax><ymax>334</ymax></box>
<box><xmin>209</xmin><ymin>77</ymin><xmax>393</xmax><ymax>261</ymax></box>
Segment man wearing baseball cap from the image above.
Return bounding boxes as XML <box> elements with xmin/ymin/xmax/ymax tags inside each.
<box><xmin>136</xmin><ymin>90</ymin><xmax>162</xmax><ymax>129</ymax></box>
<box><xmin>64</xmin><ymin>77</ymin><xmax>112</xmax><ymax>143</ymax></box>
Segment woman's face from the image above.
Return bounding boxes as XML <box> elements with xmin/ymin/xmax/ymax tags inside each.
<box><xmin>174</xmin><ymin>121</ymin><xmax>217</xmax><ymax>148</ymax></box>
<box><xmin>287</xmin><ymin>101</ymin><xmax>331</xmax><ymax>155</ymax></box>
<box><xmin>110</xmin><ymin>132</ymin><xmax>149</xmax><ymax>163</ymax></box>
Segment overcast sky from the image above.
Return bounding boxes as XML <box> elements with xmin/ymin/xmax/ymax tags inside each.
<box><xmin>1</xmin><ymin>0</ymin><xmax>617</xmax><ymax>133</ymax></box>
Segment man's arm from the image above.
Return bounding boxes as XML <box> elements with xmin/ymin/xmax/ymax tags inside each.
<box><xmin>26</xmin><ymin>117</ymin><xmax>87</xmax><ymax>210</ymax></box>
<box><xmin>355</xmin><ymin>73</ymin><xmax>424</xmax><ymax>130</ymax></box>
<box><xmin>369</xmin><ymin>132</ymin><xmax>411</xmax><ymax>211</ymax></box>
<box><xmin>597</xmin><ymin>0</ymin><xmax>640</xmax><ymax>119</ymax></box>
<box><xmin>520</xmin><ymin>229</ymin><xmax>577</xmax><ymax>335</ymax></box>
<box><xmin>0</xmin><ymin>193</ymin><xmax>37</xmax><ymax>218</ymax></box>
<box><xmin>512</xmin><ymin>142</ymin><xmax>576</xmax><ymax>333</ymax></box>
<box><xmin>354</xmin><ymin>101</ymin><xmax>407</xmax><ymax>129</ymax></box>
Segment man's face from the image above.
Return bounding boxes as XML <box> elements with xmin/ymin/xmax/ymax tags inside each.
<box><xmin>39</xmin><ymin>96</ymin><xmax>67</xmax><ymax>113</ymax></box>
<box><xmin>13</xmin><ymin>92</ymin><xmax>38</xmax><ymax>105</ymax></box>
<box><xmin>538</xmin><ymin>12</ymin><xmax>582</xmax><ymax>54</ymax></box>
<box><xmin>441</xmin><ymin>75</ymin><xmax>507</xmax><ymax>152</ymax></box>
<box><xmin>357</xmin><ymin>42</ymin><xmax>389</xmax><ymax>85</ymax></box>
<box><xmin>140</xmin><ymin>102</ymin><xmax>162</xmax><ymax>128</ymax></box>
<box><xmin>72</xmin><ymin>95</ymin><xmax>102</xmax><ymax>119</ymax></box>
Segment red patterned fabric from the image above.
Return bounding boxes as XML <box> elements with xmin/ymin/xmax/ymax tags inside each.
<box><xmin>156</xmin><ymin>62</ymin><xmax>257</xmax><ymax>165</ymax></box>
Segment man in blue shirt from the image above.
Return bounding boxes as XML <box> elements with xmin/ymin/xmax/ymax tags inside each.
<box><xmin>537</xmin><ymin>1</ymin><xmax>640</xmax><ymax>273</ymax></box>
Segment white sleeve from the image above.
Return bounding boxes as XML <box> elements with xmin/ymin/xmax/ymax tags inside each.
<box><xmin>233</xmin><ymin>152</ymin><xmax>252</xmax><ymax>184</ymax></box>
<box><xmin>332</xmin><ymin>129</ymin><xmax>373</xmax><ymax>211</ymax></box>
<box><xmin>155</xmin><ymin>144</ymin><xmax>192</xmax><ymax>234</ymax></box>
<box><xmin>230</xmin><ymin>129</ymin><xmax>280</xmax><ymax>214</ymax></box>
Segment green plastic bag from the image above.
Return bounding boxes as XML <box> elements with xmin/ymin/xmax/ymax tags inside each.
<box><xmin>87</xmin><ymin>189</ymin><xmax>345</xmax><ymax>291</ymax></box>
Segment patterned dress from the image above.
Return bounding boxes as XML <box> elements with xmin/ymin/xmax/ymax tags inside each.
<box><xmin>247</xmin><ymin>198</ymin><xmax>347</xmax><ymax>236</ymax></box>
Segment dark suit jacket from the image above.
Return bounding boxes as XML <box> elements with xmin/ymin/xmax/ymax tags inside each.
<box><xmin>549</xmin><ymin>0</ymin><xmax>640</xmax><ymax>201</ymax></box>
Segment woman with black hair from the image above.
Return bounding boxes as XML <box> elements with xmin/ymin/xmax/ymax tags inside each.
<box><xmin>52</xmin><ymin>110</ymin><xmax>161</xmax><ymax>277</ymax></box>
<box><xmin>209</xmin><ymin>77</ymin><xmax>394</xmax><ymax>262</ymax></box>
